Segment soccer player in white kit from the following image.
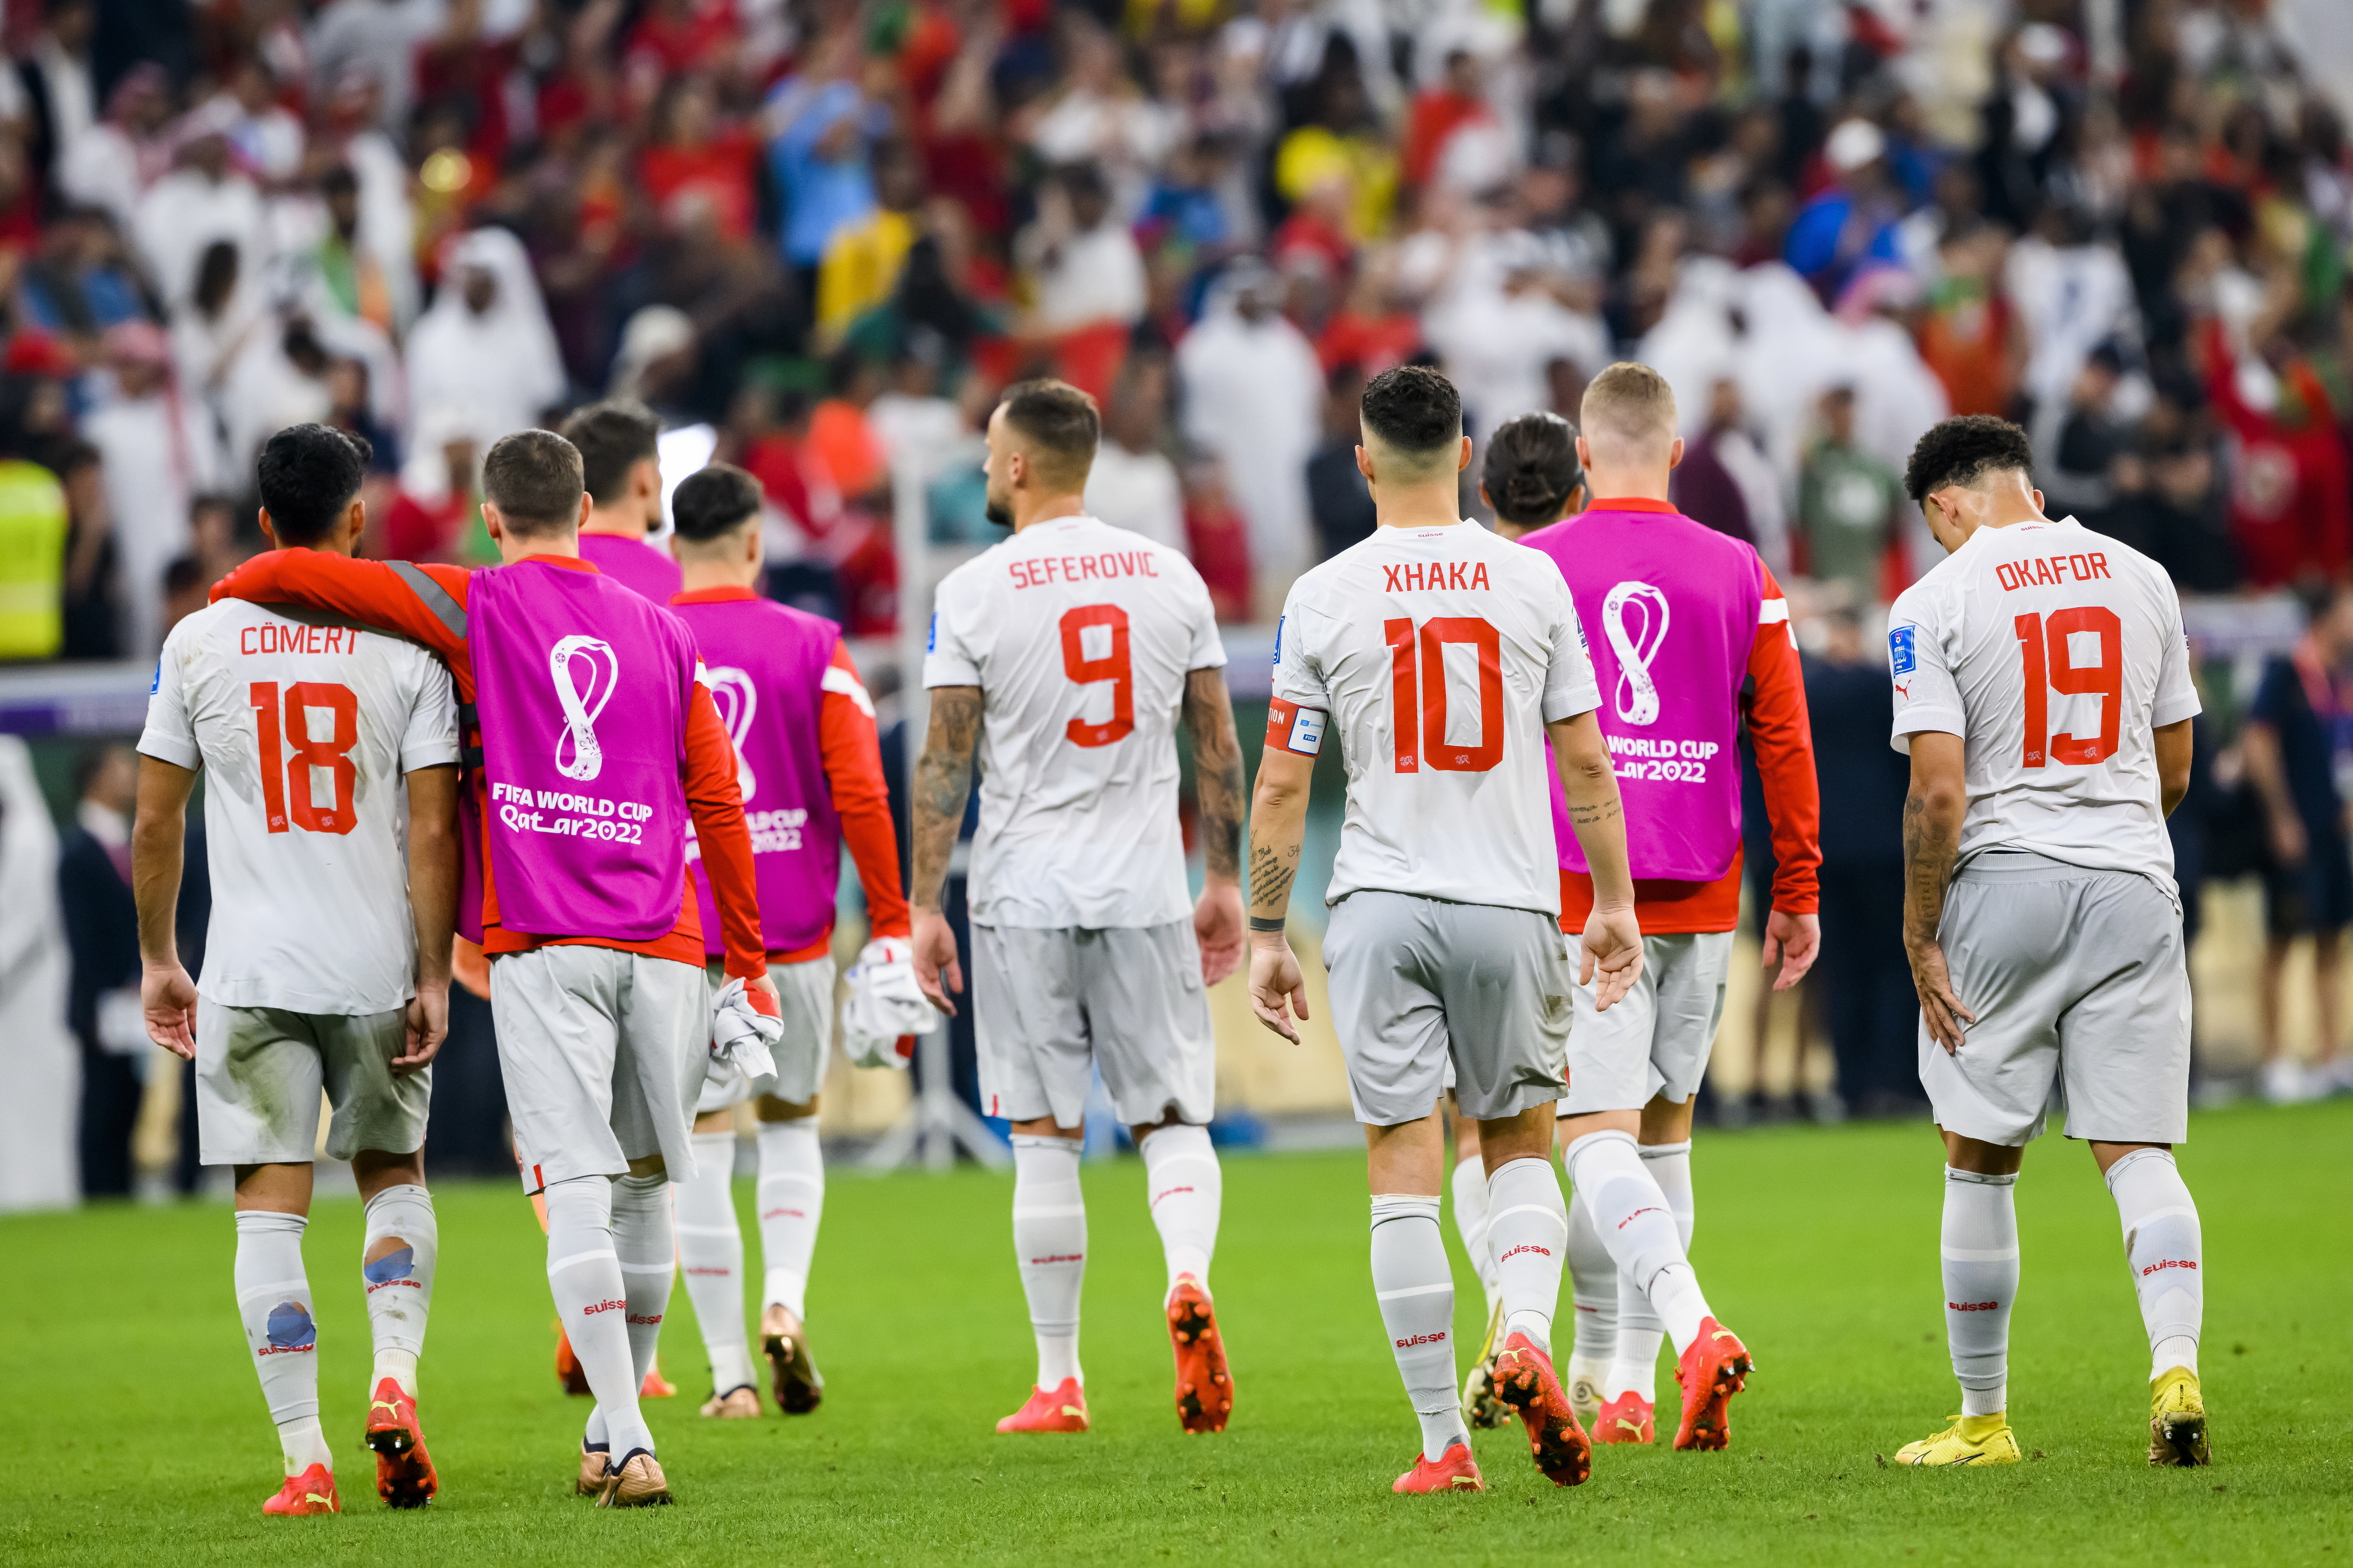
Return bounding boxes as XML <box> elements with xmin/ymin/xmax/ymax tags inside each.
<box><xmin>910</xmin><ymin>380</ymin><xmax>1249</xmax><ymax>1436</ymax></box>
<box><xmin>1246</xmin><ymin>366</ymin><xmax>1644</xmax><ymax>1494</ymax></box>
<box><xmin>1887</xmin><ymin>416</ymin><xmax>2210</xmax><ymax>1468</ymax></box>
<box><xmin>131</xmin><ymin>425</ymin><xmax>461</xmax><ymax>1516</ymax></box>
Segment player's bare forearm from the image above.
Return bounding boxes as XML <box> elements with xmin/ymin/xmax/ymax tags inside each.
<box><xmin>2154</xmin><ymin>717</ymin><xmax>2194</xmax><ymax>819</ymax></box>
<box><xmin>404</xmin><ymin>766</ymin><xmax>460</xmax><ymax>992</ymax></box>
<box><xmin>131</xmin><ymin>756</ymin><xmax>195</xmax><ymax>969</ymax></box>
<box><xmin>1901</xmin><ymin>731</ymin><xmax>1975</xmax><ymax>1051</ymax></box>
<box><xmin>909</xmin><ymin>686</ymin><xmax>981</xmax><ymax>912</ymax></box>
<box><xmin>1182</xmin><ymin>666</ymin><xmax>1245</xmax><ymax>886</ymax></box>
<box><xmin>1546</xmin><ymin>711</ymin><xmax>1634</xmax><ymax>910</ymax></box>
<box><xmin>1246</xmin><ymin>748</ymin><xmax>1312</xmax><ymax>922</ymax></box>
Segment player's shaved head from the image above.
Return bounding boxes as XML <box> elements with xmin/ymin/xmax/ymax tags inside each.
<box><xmin>669</xmin><ymin>462</ymin><xmax>762</xmax><ymax>555</ymax></box>
<box><xmin>996</xmin><ymin>379</ymin><xmax>1100</xmax><ymax>492</ymax></box>
<box><xmin>1358</xmin><ymin>365</ymin><xmax>1463</xmax><ymax>481</ymax></box>
<box><xmin>1577</xmin><ymin>362</ymin><xmax>1678</xmax><ymax>468</ymax></box>
<box><xmin>482</xmin><ymin>429</ymin><xmax>586</xmax><ymax>537</ymax></box>
<box><xmin>1904</xmin><ymin>414</ymin><xmax>2034</xmax><ymax>506</ymax></box>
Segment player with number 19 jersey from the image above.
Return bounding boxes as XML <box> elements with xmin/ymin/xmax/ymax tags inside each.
<box><xmin>1888</xmin><ymin>517</ymin><xmax>2199</xmax><ymax>893</ymax></box>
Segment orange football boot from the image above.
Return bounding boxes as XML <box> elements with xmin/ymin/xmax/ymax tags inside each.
<box><xmin>1491</xmin><ymin>1332</ymin><xmax>1593</xmax><ymax>1486</ymax></box>
<box><xmin>554</xmin><ymin>1322</ymin><xmax>591</xmax><ymax>1395</ymax></box>
<box><xmin>1671</xmin><ymin>1316</ymin><xmax>1753</xmax><ymax>1451</ymax></box>
<box><xmin>1392</xmin><ymin>1441</ymin><xmax>1485</xmax><ymax>1494</ymax></box>
<box><xmin>364</xmin><ymin>1378</ymin><xmax>438</xmax><ymax>1508</ymax></box>
<box><xmin>1166</xmin><ymin>1278</ymin><xmax>1234</xmax><ymax>1433</ymax></box>
<box><xmin>641</xmin><ymin>1357</ymin><xmax>677</xmax><ymax>1399</ymax></box>
<box><xmin>1593</xmin><ymin>1390</ymin><xmax>1655</xmax><ymax>1444</ymax></box>
<box><xmin>995</xmin><ymin>1377</ymin><xmax>1090</xmax><ymax>1433</ymax></box>
<box><xmin>262</xmin><ymin>1463</ymin><xmax>340</xmax><ymax>1516</ymax></box>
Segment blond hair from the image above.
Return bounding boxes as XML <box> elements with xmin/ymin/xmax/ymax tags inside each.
<box><xmin>1579</xmin><ymin>362</ymin><xmax>1678</xmax><ymax>464</ymax></box>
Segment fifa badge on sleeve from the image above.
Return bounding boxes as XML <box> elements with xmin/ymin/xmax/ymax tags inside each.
<box><xmin>1889</xmin><ymin>625</ymin><xmax>1917</xmax><ymax>676</ymax></box>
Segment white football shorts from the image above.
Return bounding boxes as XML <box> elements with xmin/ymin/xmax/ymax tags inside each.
<box><xmin>971</xmin><ymin>920</ymin><xmax>1214</xmax><ymax>1129</ymax></box>
<box><xmin>195</xmin><ymin>1003</ymin><xmax>429</xmax><ymax>1165</ymax></box>
<box><xmin>1558</xmin><ymin>931</ymin><xmax>1734</xmax><ymax>1116</ymax></box>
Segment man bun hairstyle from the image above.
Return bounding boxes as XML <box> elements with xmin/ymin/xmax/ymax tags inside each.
<box><xmin>671</xmin><ymin>462</ymin><xmax>763</xmax><ymax>544</ymax></box>
<box><xmin>1482</xmin><ymin>411</ymin><xmax>1583</xmax><ymax>526</ymax></box>
<box><xmin>256</xmin><ymin>422</ymin><xmax>371</xmax><ymax>545</ymax></box>
<box><xmin>559</xmin><ymin>399</ymin><xmax>663</xmax><ymax>506</ymax></box>
<box><xmin>999</xmin><ymin>378</ymin><xmax>1100</xmax><ymax>489</ymax></box>
<box><xmin>1578</xmin><ymin>361</ymin><xmax>1678</xmax><ymax>456</ymax></box>
<box><xmin>482</xmin><ymin>429</ymin><xmax>586</xmax><ymax>537</ymax></box>
<box><xmin>1903</xmin><ymin>413</ymin><xmax>2035</xmax><ymax>506</ymax></box>
<box><xmin>1359</xmin><ymin>363</ymin><xmax>1462</xmax><ymax>465</ymax></box>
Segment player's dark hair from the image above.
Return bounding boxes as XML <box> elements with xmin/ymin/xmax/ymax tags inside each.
<box><xmin>255</xmin><ymin>422</ymin><xmax>371</xmax><ymax>545</ymax></box>
<box><xmin>1482</xmin><ymin>411</ymin><xmax>1582</xmax><ymax>525</ymax></box>
<box><xmin>999</xmin><ymin>378</ymin><xmax>1099</xmax><ymax>488</ymax></box>
<box><xmin>558</xmin><ymin>399</ymin><xmax>662</xmax><ymax>508</ymax></box>
<box><xmin>1904</xmin><ymin>413</ymin><xmax>2035</xmax><ymax>506</ymax></box>
<box><xmin>671</xmin><ymin>463</ymin><xmax>762</xmax><ymax>543</ymax></box>
<box><xmin>482</xmin><ymin>429</ymin><xmax>585</xmax><ymax>536</ymax></box>
<box><xmin>1360</xmin><ymin>364</ymin><xmax>1462</xmax><ymax>459</ymax></box>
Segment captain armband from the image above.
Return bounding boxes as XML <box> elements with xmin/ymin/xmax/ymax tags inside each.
<box><xmin>1265</xmin><ymin>697</ymin><xmax>1327</xmax><ymax>757</ymax></box>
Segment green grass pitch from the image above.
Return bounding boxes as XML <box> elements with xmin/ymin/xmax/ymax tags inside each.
<box><xmin>7</xmin><ymin>1100</ymin><xmax>2349</xmax><ymax>1566</ymax></box>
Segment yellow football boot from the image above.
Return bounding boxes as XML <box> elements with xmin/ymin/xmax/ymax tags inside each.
<box><xmin>1895</xmin><ymin>1412</ymin><xmax>2021</xmax><ymax>1467</ymax></box>
<box><xmin>2148</xmin><ymin>1367</ymin><xmax>2211</xmax><ymax>1467</ymax></box>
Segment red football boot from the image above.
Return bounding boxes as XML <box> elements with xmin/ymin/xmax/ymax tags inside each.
<box><xmin>1491</xmin><ymin>1333</ymin><xmax>1593</xmax><ymax>1486</ymax></box>
<box><xmin>364</xmin><ymin>1378</ymin><xmax>439</xmax><ymax>1508</ymax></box>
<box><xmin>1671</xmin><ymin>1317</ymin><xmax>1753</xmax><ymax>1452</ymax></box>
<box><xmin>1166</xmin><ymin>1277</ymin><xmax>1234</xmax><ymax>1434</ymax></box>
<box><xmin>1592</xmin><ymin>1390</ymin><xmax>1655</xmax><ymax>1444</ymax></box>
<box><xmin>641</xmin><ymin>1357</ymin><xmax>677</xmax><ymax>1399</ymax></box>
<box><xmin>995</xmin><ymin>1377</ymin><xmax>1090</xmax><ymax>1433</ymax></box>
<box><xmin>554</xmin><ymin>1322</ymin><xmax>591</xmax><ymax>1396</ymax></box>
<box><xmin>1392</xmin><ymin>1441</ymin><xmax>1485</xmax><ymax>1494</ymax></box>
<box><xmin>262</xmin><ymin>1463</ymin><xmax>340</xmax><ymax>1517</ymax></box>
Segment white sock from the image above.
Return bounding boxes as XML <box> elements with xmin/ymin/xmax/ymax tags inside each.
<box><xmin>1603</xmin><ymin>1141</ymin><xmax>1695</xmax><ymax>1403</ymax></box>
<box><xmin>1563</xmin><ymin>1160</ymin><xmax>1618</xmax><ymax>1407</ymax></box>
<box><xmin>1011</xmin><ymin>1134</ymin><xmax>1086</xmax><ymax>1388</ymax></box>
<box><xmin>676</xmin><ymin>1130</ymin><xmax>756</xmax><ymax>1396</ymax></box>
<box><xmin>1371</xmin><ymin>1194</ymin><xmax>1468</xmax><ymax>1461</ymax></box>
<box><xmin>1942</xmin><ymin>1166</ymin><xmax>2019</xmax><ymax>1419</ymax></box>
<box><xmin>1484</xmin><ymin>1156</ymin><xmax>1568</xmax><ymax>1353</ymax></box>
<box><xmin>756</xmin><ymin>1117</ymin><xmax>824</xmax><ymax>1320</ymax></box>
<box><xmin>1139</xmin><ymin>1123</ymin><xmax>1221</xmax><ymax>1299</ymax></box>
<box><xmin>545</xmin><ymin>1176</ymin><xmax>652</xmax><ymax>1462</ymax></box>
<box><xmin>2105</xmin><ymin>1148</ymin><xmax>2202</xmax><ymax>1380</ymax></box>
<box><xmin>235</xmin><ymin>1209</ymin><xmax>330</xmax><ymax>1473</ymax></box>
<box><xmin>360</xmin><ymin>1183</ymin><xmax>436</xmax><ymax>1397</ymax></box>
<box><xmin>612</xmin><ymin>1173</ymin><xmax>675</xmax><ymax>1388</ymax></box>
<box><xmin>1449</xmin><ymin>1153</ymin><xmax>1501</xmax><ymax>1318</ymax></box>
<box><xmin>1565</xmin><ymin>1130</ymin><xmax>1712</xmax><ymax>1357</ymax></box>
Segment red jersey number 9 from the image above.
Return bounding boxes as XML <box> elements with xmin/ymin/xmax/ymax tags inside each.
<box><xmin>1385</xmin><ymin>615</ymin><xmax>1504</xmax><ymax>773</ymax></box>
<box><xmin>251</xmin><ymin>680</ymin><xmax>361</xmax><ymax>834</ymax></box>
<box><xmin>1061</xmin><ymin>604</ymin><xmax>1135</xmax><ymax>748</ymax></box>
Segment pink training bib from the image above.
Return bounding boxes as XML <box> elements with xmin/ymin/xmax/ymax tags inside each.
<box><xmin>1521</xmin><ymin>504</ymin><xmax>1763</xmax><ymax>883</ymax></box>
<box><xmin>470</xmin><ymin>559</ymin><xmax>699</xmax><ymax>940</ymax></box>
<box><xmin>669</xmin><ymin>592</ymin><xmax>845</xmax><ymax>956</ymax></box>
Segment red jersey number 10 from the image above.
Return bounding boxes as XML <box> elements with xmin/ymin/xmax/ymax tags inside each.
<box><xmin>250</xmin><ymin>680</ymin><xmax>361</xmax><ymax>834</ymax></box>
<box><xmin>1384</xmin><ymin>616</ymin><xmax>1504</xmax><ymax>774</ymax></box>
<box><xmin>2013</xmin><ymin>608</ymin><xmax>2121</xmax><ymax>768</ymax></box>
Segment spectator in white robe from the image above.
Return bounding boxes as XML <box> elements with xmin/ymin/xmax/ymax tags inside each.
<box><xmin>57</xmin><ymin>64</ymin><xmax>172</xmax><ymax>232</ymax></box>
<box><xmin>83</xmin><ymin>321</ymin><xmax>225</xmax><ymax>659</ymax></box>
<box><xmin>404</xmin><ymin>226</ymin><xmax>566</xmax><ymax>456</ymax></box>
<box><xmin>0</xmin><ymin>736</ymin><xmax>75</xmax><ymax>1214</ymax></box>
<box><xmin>133</xmin><ymin>124</ymin><xmax>268</xmax><ymax>310</ymax></box>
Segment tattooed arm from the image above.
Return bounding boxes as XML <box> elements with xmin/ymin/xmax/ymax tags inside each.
<box><xmin>909</xmin><ymin>685</ymin><xmax>983</xmax><ymax>1014</ymax></box>
<box><xmin>1902</xmin><ymin>729</ymin><xmax>1976</xmax><ymax>1055</ymax></box>
<box><xmin>1244</xmin><ymin>744</ymin><xmax>1314</xmax><ymax>1041</ymax></box>
<box><xmin>1182</xmin><ymin>666</ymin><xmax>1248</xmax><ymax>986</ymax></box>
<box><xmin>1546</xmin><ymin>709</ymin><xmax>1645</xmax><ymax>1011</ymax></box>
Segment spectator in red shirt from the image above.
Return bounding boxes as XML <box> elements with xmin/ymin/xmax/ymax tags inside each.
<box><xmin>2204</xmin><ymin>318</ymin><xmax>2353</xmax><ymax>590</ymax></box>
<box><xmin>1400</xmin><ymin>50</ymin><xmax>1496</xmax><ymax>191</ymax></box>
<box><xmin>638</xmin><ymin>74</ymin><xmax>759</xmax><ymax>242</ymax></box>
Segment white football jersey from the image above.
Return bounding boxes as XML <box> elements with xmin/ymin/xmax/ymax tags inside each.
<box><xmin>139</xmin><ymin>599</ymin><xmax>460</xmax><ymax>1014</ymax></box>
<box><xmin>1888</xmin><ymin>516</ymin><xmax>2199</xmax><ymax>894</ymax></box>
<box><xmin>1271</xmin><ymin>520</ymin><xmax>1601</xmax><ymax>915</ymax></box>
<box><xmin>924</xmin><ymin>515</ymin><xmax>1225</xmax><ymax>928</ymax></box>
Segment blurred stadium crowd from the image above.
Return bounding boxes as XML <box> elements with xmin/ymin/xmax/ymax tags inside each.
<box><xmin>4</xmin><ymin>0</ymin><xmax>2353</xmax><ymax>1202</ymax></box>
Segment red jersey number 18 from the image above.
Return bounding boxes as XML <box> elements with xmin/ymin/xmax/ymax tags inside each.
<box><xmin>1384</xmin><ymin>616</ymin><xmax>1504</xmax><ymax>774</ymax></box>
<box><xmin>250</xmin><ymin>680</ymin><xmax>360</xmax><ymax>835</ymax></box>
<box><xmin>2013</xmin><ymin>607</ymin><xmax>2122</xmax><ymax>768</ymax></box>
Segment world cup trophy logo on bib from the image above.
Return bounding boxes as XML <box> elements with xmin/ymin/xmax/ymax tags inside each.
<box><xmin>550</xmin><ymin>634</ymin><xmax>620</xmax><ymax>781</ymax></box>
<box><xmin>705</xmin><ymin>665</ymin><xmax>758</xmax><ymax>802</ymax></box>
<box><xmin>1601</xmin><ymin>580</ymin><xmax>1671</xmax><ymax>726</ymax></box>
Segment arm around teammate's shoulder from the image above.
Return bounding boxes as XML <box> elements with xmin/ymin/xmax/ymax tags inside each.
<box><xmin>211</xmin><ymin>551</ymin><xmax>474</xmax><ymax>672</ymax></box>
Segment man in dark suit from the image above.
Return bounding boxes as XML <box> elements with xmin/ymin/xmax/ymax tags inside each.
<box><xmin>58</xmin><ymin>742</ymin><xmax>142</xmax><ymax>1196</ymax></box>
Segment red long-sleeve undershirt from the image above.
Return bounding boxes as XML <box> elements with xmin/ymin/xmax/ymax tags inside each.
<box><xmin>212</xmin><ymin>548</ymin><xmax>768</xmax><ymax>979</ymax></box>
<box><xmin>1559</xmin><ymin>564</ymin><xmax>1822</xmax><ymax>935</ymax></box>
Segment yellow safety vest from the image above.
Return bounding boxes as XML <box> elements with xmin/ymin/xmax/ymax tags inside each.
<box><xmin>0</xmin><ymin>458</ymin><xmax>67</xmax><ymax>661</ymax></box>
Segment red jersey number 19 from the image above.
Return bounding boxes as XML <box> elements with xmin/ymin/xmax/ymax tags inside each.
<box><xmin>1384</xmin><ymin>616</ymin><xmax>1504</xmax><ymax>774</ymax></box>
<box><xmin>250</xmin><ymin>680</ymin><xmax>360</xmax><ymax>835</ymax></box>
<box><xmin>2013</xmin><ymin>607</ymin><xmax>2121</xmax><ymax>768</ymax></box>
